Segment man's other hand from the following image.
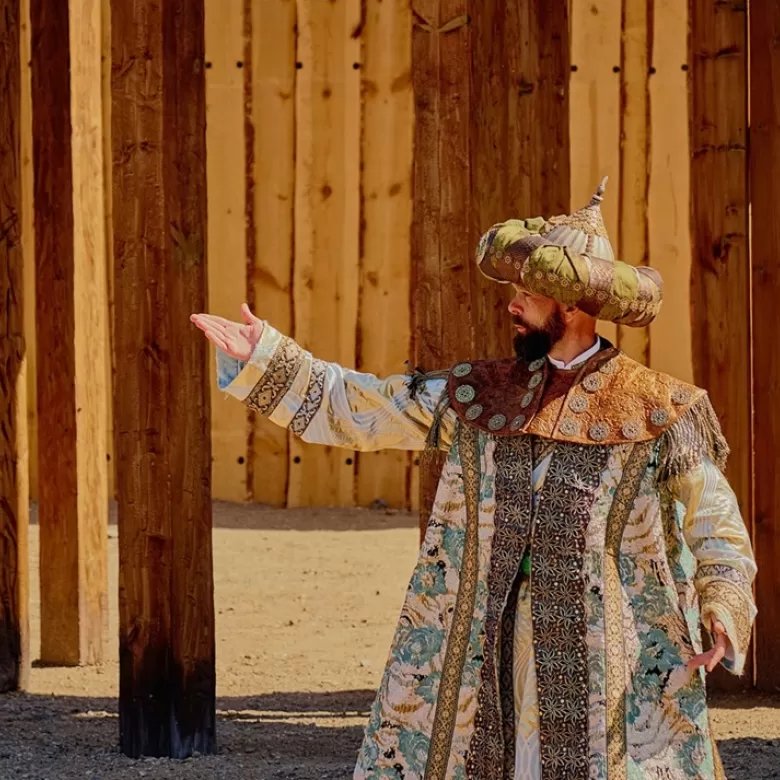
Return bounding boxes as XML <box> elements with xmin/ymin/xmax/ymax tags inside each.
<box><xmin>687</xmin><ymin>620</ymin><xmax>731</xmax><ymax>674</ymax></box>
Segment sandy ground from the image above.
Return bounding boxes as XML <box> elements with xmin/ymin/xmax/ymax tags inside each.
<box><xmin>1</xmin><ymin>502</ymin><xmax>778</xmax><ymax>779</ymax></box>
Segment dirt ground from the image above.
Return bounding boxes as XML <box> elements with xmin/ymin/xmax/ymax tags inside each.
<box><xmin>2</xmin><ymin>502</ymin><xmax>778</xmax><ymax>779</ymax></box>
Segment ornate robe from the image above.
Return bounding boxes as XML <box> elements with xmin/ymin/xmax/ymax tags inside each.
<box><xmin>219</xmin><ymin>324</ymin><xmax>757</xmax><ymax>780</ymax></box>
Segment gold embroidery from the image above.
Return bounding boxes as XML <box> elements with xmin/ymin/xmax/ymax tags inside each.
<box><xmin>448</xmin><ymin>352</ymin><xmax>707</xmax><ymax>447</ymax></box>
<box><xmin>468</xmin><ymin>436</ymin><xmax>534</xmax><ymax>780</ymax></box>
<box><xmin>289</xmin><ymin>358</ymin><xmax>327</xmax><ymax>436</ymax></box>
<box><xmin>532</xmin><ymin>443</ymin><xmax>609</xmax><ymax>779</ymax></box>
<box><xmin>425</xmin><ymin>424</ymin><xmax>481</xmax><ymax>780</ymax></box>
<box><xmin>245</xmin><ymin>336</ymin><xmax>305</xmax><ymax>416</ymax></box>
<box><xmin>546</xmin><ymin>212</ymin><xmax>609</xmax><ymax>237</ymax></box>
<box><xmin>604</xmin><ymin>442</ymin><xmax>654</xmax><ymax>780</ymax></box>
<box><xmin>699</xmin><ymin>578</ymin><xmax>755</xmax><ymax>668</ymax></box>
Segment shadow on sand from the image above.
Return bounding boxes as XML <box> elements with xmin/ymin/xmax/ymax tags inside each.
<box><xmin>28</xmin><ymin>501</ymin><xmax>419</xmax><ymax>533</ymax></box>
<box><xmin>2</xmin><ymin>690</ymin><xmax>779</xmax><ymax>779</ymax></box>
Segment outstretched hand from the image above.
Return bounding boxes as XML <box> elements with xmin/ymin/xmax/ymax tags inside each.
<box><xmin>687</xmin><ymin>620</ymin><xmax>730</xmax><ymax>674</ymax></box>
<box><xmin>190</xmin><ymin>303</ymin><xmax>264</xmax><ymax>362</ymax></box>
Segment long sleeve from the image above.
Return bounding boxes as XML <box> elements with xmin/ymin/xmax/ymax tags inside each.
<box><xmin>217</xmin><ymin>322</ymin><xmax>456</xmax><ymax>452</ymax></box>
<box><xmin>670</xmin><ymin>457</ymin><xmax>757</xmax><ymax>675</ymax></box>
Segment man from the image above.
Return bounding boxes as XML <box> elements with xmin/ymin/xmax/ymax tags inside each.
<box><xmin>192</xmin><ymin>180</ymin><xmax>756</xmax><ymax>780</ymax></box>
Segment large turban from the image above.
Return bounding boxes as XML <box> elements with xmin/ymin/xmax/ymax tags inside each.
<box><xmin>476</xmin><ymin>178</ymin><xmax>663</xmax><ymax>328</ymax></box>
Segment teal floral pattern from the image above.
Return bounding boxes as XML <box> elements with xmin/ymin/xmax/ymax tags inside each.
<box><xmin>354</xmin><ymin>434</ymin><xmax>754</xmax><ymax>780</ymax></box>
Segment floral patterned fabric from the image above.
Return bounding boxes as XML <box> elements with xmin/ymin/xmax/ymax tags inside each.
<box><xmin>218</xmin><ymin>326</ymin><xmax>756</xmax><ymax>780</ymax></box>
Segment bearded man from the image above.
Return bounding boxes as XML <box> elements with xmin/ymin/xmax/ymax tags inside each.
<box><xmin>192</xmin><ymin>180</ymin><xmax>755</xmax><ymax>780</ymax></box>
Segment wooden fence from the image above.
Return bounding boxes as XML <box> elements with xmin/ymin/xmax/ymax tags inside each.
<box><xmin>5</xmin><ymin>0</ymin><xmax>778</xmax><ymax>694</ymax></box>
<box><xmin>19</xmin><ymin>0</ymin><xmax>703</xmax><ymax>510</ymax></box>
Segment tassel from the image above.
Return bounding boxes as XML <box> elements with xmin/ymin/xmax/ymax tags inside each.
<box><xmin>425</xmin><ymin>384</ymin><xmax>452</xmax><ymax>453</ymax></box>
<box><xmin>658</xmin><ymin>395</ymin><xmax>730</xmax><ymax>483</ymax></box>
<box><xmin>405</xmin><ymin>362</ymin><xmax>449</xmax><ymax>400</ymax></box>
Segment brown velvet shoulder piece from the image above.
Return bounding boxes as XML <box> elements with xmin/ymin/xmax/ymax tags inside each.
<box><xmin>447</xmin><ymin>351</ymin><xmax>706</xmax><ymax>445</ymax></box>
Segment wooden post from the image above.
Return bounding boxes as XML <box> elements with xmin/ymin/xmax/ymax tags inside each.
<box><xmin>30</xmin><ymin>0</ymin><xmax>109</xmax><ymax>666</ymax></box>
<box><xmin>412</xmin><ymin>0</ymin><xmax>570</xmax><ymax>532</ymax></box>
<box><xmin>749</xmin><ymin>0</ymin><xmax>780</xmax><ymax>693</ymax></box>
<box><xmin>0</xmin><ymin>0</ymin><xmax>30</xmax><ymax>693</ymax></box>
<box><xmin>112</xmin><ymin>0</ymin><xmax>215</xmax><ymax>757</ymax></box>
<box><xmin>689</xmin><ymin>0</ymin><xmax>751</xmax><ymax>689</ymax></box>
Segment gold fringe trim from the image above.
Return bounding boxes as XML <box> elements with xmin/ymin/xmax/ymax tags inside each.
<box><xmin>658</xmin><ymin>395</ymin><xmax>730</xmax><ymax>482</ymax></box>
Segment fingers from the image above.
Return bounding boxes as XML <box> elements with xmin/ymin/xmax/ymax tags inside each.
<box><xmin>687</xmin><ymin>651</ymin><xmax>710</xmax><ymax>672</ymax></box>
<box><xmin>706</xmin><ymin>643</ymin><xmax>726</xmax><ymax>673</ymax></box>
<box><xmin>191</xmin><ymin>313</ymin><xmax>238</xmax><ymax>329</ymax></box>
<box><xmin>687</xmin><ymin>642</ymin><xmax>727</xmax><ymax>674</ymax></box>
<box><xmin>240</xmin><ymin>302</ymin><xmax>255</xmax><ymax>325</ymax></box>
<box><xmin>203</xmin><ymin>328</ymin><xmax>230</xmax><ymax>353</ymax></box>
<box><xmin>192</xmin><ymin>317</ymin><xmax>232</xmax><ymax>349</ymax></box>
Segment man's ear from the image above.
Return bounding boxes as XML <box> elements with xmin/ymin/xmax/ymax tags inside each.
<box><xmin>562</xmin><ymin>304</ymin><xmax>580</xmax><ymax>322</ymax></box>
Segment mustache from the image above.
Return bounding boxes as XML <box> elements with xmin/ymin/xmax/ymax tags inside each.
<box><xmin>512</xmin><ymin>315</ymin><xmax>529</xmax><ymax>328</ymax></box>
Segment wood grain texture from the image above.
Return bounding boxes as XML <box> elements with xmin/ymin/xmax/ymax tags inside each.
<box><xmin>31</xmin><ymin>0</ymin><xmax>109</xmax><ymax>666</ymax></box>
<box><xmin>648</xmin><ymin>0</ymin><xmax>692</xmax><ymax>383</ymax></box>
<box><xmin>749</xmin><ymin>0</ymin><xmax>779</xmax><ymax>693</ymax></box>
<box><xmin>569</xmin><ymin>0</ymin><xmax>621</xmax><ymax>346</ymax></box>
<box><xmin>205</xmin><ymin>0</ymin><xmax>249</xmax><ymax>503</ymax></box>
<box><xmin>113</xmin><ymin>0</ymin><xmax>215</xmax><ymax>756</ymax></box>
<box><xmin>162</xmin><ymin>0</ymin><xmax>215</xmax><ymax>751</ymax></box>
<box><xmin>413</xmin><ymin>0</ymin><xmax>570</xmax><ymax>531</ymax></box>
<box><xmin>355</xmin><ymin>0</ymin><xmax>414</xmax><ymax>509</ymax></box>
<box><xmin>689</xmin><ymin>0</ymin><xmax>751</xmax><ymax>690</ymax></box>
<box><xmin>410</xmin><ymin>0</ymin><xmax>442</xmax><ymax>532</ymax></box>
<box><xmin>247</xmin><ymin>0</ymin><xmax>295</xmax><ymax>507</ymax></box>
<box><xmin>0</xmin><ymin>0</ymin><xmax>30</xmax><ymax>692</ymax></box>
<box><xmin>20</xmin><ymin>0</ymin><xmax>37</xmax><ymax>505</ymax></box>
<box><xmin>505</xmin><ymin>0</ymin><xmax>570</xmax><ymax>220</ymax></box>
<box><xmin>102</xmin><ymin>0</ymin><xmax>115</xmax><ymax>500</ymax></box>
<box><xmin>617</xmin><ymin>0</ymin><xmax>650</xmax><ymax>365</ymax></box>
<box><xmin>290</xmin><ymin>0</ymin><xmax>361</xmax><ymax>508</ymax></box>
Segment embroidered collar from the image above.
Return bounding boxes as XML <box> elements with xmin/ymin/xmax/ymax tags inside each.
<box><xmin>447</xmin><ymin>350</ymin><xmax>704</xmax><ymax>445</ymax></box>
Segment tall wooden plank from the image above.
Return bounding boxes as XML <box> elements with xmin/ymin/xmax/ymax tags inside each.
<box><xmin>21</xmin><ymin>0</ymin><xmax>37</xmax><ymax>504</ymax></box>
<box><xmin>471</xmin><ymin>0</ymin><xmax>507</xmax><ymax>360</ymax></box>
<box><xmin>411</xmin><ymin>0</ymin><xmax>445</xmax><ymax>529</ymax></box>
<box><xmin>102</xmin><ymin>0</ymin><xmax>115</xmax><ymax>501</ymax></box>
<box><xmin>500</xmin><ymin>0</ymin><xmax>570</xmax><ymax>320</ymax></box>
<box><xmin>437</xmin><ymin>0</ymin><xmax>471</xmax><ymax>366</ymax></box>
<box><xmin>113</xmin><ymin>0</ymin><xmax>215</xmax><ymax>756</ymax></box>
<box><xmin>205</xmin><ymin>0</ymin><xmax>249</xmax><ymax>503</ymax></box>
<box><xmin>750</xmin><ymin>0</ymin><xmax>780</xmax><ymax>693</ymax></box>
<box><xmin>617</xmin><ymin>0</ymin><xmax>650</xmax><ymax>364</ymax></box>
<box><xmin>648</xmin><ymin>0</ymin><xmax>693</xmax><ymax>383</ymax></box>
<box><xmin>355</xmin><ymin>0</ymin><xmax>413</xmax><ymax>509</ymax></box>
<box><xmin>569</xmin><ymin>0</ymin><xmax>621</xmax><ymax>346</ymax></box>
<box><xmin>290</xmin><ymin>0</ymin><xmax>361</xmax><ymax>508</ymax></box>
<box><xmin>0</xmin><ymin>0</ymin><xmax>30</xmax><ymax>692</ymax></box>
<box><xmin>689</xmin><ymin>0</ymin><xmax>751</xmax><ymax>688</ymax></box>
<box><xmin>506</xmin><ymin>0</ymin><xmax>570</xmax><ymax>220</ymax></box>
<box><xmin>413</xmin><ymin>0</ymin><xmax>570</xmax><ymax>530</ymax></box>
<box><xmin>247</xmin><ymin>0</ymin><xmax>295</xmax><ymax>507</ymax></box>
<box><xmin>31</xmin><ymin>0</ymin><xmax>109</xmax><ymax>666</ymax></box>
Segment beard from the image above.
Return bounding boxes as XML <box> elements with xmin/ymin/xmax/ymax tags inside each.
<box><xmin>513</xmin><ymin>307</ymin><xmax>567</xmax><ymax>363</ymax></box>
